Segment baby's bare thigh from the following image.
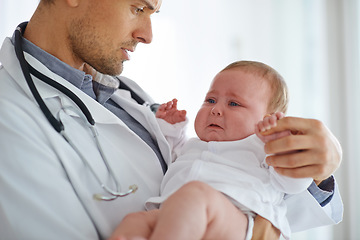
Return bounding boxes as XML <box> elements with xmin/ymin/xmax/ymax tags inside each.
<box><xmin>203</xmin><ymin>192</ymin><xmax>248</xmax><ymax>240</ymax></box>
<box><xmin>110</xmin><ymin>209</ymin><xmax>160</xmax><ymax>239</ymax></box>
<box><xmin>164</xmin><ymin>181</ymin><xmax>248</xmax><ymax>240</ymax></box>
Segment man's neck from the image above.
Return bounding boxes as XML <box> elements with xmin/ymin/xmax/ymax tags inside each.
<box><xmin>23</xmin><ymin>4</ymin><xmax>83</xmax><ymax>71</ymax></box>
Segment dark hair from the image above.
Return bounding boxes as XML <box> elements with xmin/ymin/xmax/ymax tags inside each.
<box><xmin>41</xmin><ymin>0</ymin><xmax>55</xmax><ymax>4</ymax></box>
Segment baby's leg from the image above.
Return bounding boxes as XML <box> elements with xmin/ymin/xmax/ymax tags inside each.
<box><xmin>109</xmin><ymin>209</ymin><xmax>159</xmax><ymax>240</ymax></box>
<box><xmin>150</xmin><ymin>181</ymin><xmax>248</xmax><ymax>240</ymax></box>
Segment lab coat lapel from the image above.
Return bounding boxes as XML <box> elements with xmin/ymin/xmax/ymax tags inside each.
<box><xmin>1</xmin><ymin>38</ymin><xmax>171</xmax><ymax>164</ymax></box>
<box><xmin>110</xmin><ymin>90</ymin><xmax>172</xmax><ymax>164</ymax></box>
<box><xmin>1</xmin><ymin>38</ymin><xmax>124</xmax><ymax>126</ymax></box>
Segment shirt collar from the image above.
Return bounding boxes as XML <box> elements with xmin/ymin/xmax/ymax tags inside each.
<box><xmin>93</xmin><ymin>81</ymin><xmax>116</xmax><ymax>104</ymax></box>
<box><xmin>11</xmin><ymin>31</ymin><xmax>96</xmax><ymax>99</ymax></box>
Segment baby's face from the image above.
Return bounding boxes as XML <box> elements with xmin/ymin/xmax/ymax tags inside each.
<box><xmin>194</xmin><ymin>68</ymin><xmax>271</xmax><ymax>142</ymax></box>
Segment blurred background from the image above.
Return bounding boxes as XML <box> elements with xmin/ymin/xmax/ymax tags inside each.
<box><xmin>1</xmin><ymin>0</ymin><xmax>359</xmax><ymax>239</ymax></box>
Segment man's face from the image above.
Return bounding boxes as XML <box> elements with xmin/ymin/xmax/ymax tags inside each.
<box><xmin>68</xmin><ymin>0</ymin><xmax>161</xmax><ymax>76</ymax></box>
<box><xmin>194</xmin><ymin>68</ymin><xmax>272</xmax><ymax>142</ymax></box>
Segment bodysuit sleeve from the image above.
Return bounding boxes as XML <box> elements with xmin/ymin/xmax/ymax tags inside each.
<box><xmin>156</xmin><ymin>118</ymin><xmax>189</xmax><ymax>163</ymax></box>
<box><xmin>267</xmin><ymin>163</ymin><xmax>313</xmax><ymax>195</ymax></box>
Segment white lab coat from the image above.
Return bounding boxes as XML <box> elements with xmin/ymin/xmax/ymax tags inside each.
<box><xmin>0</xmin><ymin>37</ymin><xmax>342</xmax><ymax>240</ymax></box>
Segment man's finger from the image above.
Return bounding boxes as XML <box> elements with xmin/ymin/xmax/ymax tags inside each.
<box><xmin>266</xmin><ymin>149</ymin><xmax>316</xmax><ymax>169</ymax></box>
<box><xmin>260</xmin><ymin>117</ymin><xmax>321</xmax><ymax>136</ymax></box>
<box><xmin>264</xmin><ymin>134</ymin><xmax>316</xmax><ymax>155</ymax></box>
<box><xmin>273</xmin><ymin>164</ymin><xmax>321</xmax><ymax>179</ymax></box>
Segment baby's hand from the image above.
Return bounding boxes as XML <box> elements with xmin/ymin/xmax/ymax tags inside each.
<box><xmin>156</xmin><ymin>98</ymin><xmax>187</xmax><ymax>124</ymax></box>
<box><xmin>255</xmin><ymin>112</ymin><xmax>290</xmax><ymax>143</ymax></box>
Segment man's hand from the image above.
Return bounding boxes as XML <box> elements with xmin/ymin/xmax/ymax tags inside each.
<box><xmin>252</xmin><ymin>215</ymin><xmax>280</xmax><ymax>240</ymax></box>
<box><xmin>260</xmin><ymin>117</ymin><xmax>342</xmax><ymax>184</ymax></box>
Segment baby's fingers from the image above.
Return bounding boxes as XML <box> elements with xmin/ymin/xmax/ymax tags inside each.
<box><xmin>257</xmin><ymin>115</ymin><xmax>277</xmax><ymax>132</ymax></box>
<box><xmin>257</xmin><ymin>112</ymin><xmax>285</xmax><ymax>134</ymax></box>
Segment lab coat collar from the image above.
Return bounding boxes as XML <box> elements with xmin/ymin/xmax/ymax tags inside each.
<box><xmin>0</xmin><ymin>37</ymin><xmax>122</xmax><ymax>125</ymax></box>
<box><xmin>1</xmin><ymin>37</ymin><xmax>171</xmax><ymax>164</ymax></box>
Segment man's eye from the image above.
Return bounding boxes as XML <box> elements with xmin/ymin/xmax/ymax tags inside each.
<box><xmin>133</xmin><ymin>7</ymin><xmax>145</xmax><ymax>14</ymax></box>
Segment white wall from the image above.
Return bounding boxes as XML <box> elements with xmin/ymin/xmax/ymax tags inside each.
<box><xmin>0</xmin><ymin>0</ymin><xmax>39</xmax><ymax>42</ymax></box>
<box><xmin>326</xmin><ymin>1</ymin><xmax>360</xmax><ymax>239</ymax></box>
<box><xmin>123</xmin><ymin>0</ymin><xmax>332</xmax><ymax>138</ymax></box>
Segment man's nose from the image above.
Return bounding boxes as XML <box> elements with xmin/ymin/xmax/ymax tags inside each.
<box><xmin>133</xmin><ymin>18</ymin><xmax>153</xmax><ymax>44</ymax></box>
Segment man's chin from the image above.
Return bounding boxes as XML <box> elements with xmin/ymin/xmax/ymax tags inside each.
<box><xmin>94</xmin><ymin>63</ymin><xmax>124</xmax><ymax>76</ymax></box>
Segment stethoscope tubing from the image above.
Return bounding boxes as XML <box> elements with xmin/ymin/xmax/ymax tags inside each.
<box><xmin>11</xmin><ymin>21</ymin><xmax>145</xmax><ymax>238</ymax></box>
<box><xmin>15</xmin><ymin>23</ymin><xmax>65</xmax><ymax>132</ymax></box>
<box><xmin>15</xmin><ymin>22</ymin><xmax>95</xmax><ymax>132</ymax></box>
<box><xmin>14</xmin><ymin>22</ymin><xmax>138</xmax><ymax>201</ymax></box>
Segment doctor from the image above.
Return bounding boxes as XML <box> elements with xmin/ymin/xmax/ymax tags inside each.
<box><xmin>0</xmin><ymin>0</ymin><xmax>342</xmax><ymax>239</ymax></box>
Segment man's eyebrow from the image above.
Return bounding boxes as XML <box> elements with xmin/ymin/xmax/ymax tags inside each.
<box><xmin>138</xmin><ymin>0</ymin><xmax>160</xmax><ymax>12</ymax></box>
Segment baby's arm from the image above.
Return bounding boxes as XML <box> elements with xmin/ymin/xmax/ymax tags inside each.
<box><xmin>256</xmin><ymin>112</ymin><xmax>312</xmax><ymax>194</ymax></box>
<box><xmin>156</xmin><ymin>99</ymin><xmax>186</xmax><ymax>124</ymax></box>
<box><xmin>156</xmin><ymin>99</ymin><xmax>188</xmax><ymax>163</ymax></box>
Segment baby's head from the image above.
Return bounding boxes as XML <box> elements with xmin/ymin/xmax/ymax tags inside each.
<box><xmin>194</xmin><ymin>60</ymin><xmax>288</xmax><ymax>142</ymax></box>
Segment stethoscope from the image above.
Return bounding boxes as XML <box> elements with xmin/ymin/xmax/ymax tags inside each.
<box><xmin>14</xmin><ymin>22</ymin><xmax>159</xmax><ymax>201</ymax></box>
